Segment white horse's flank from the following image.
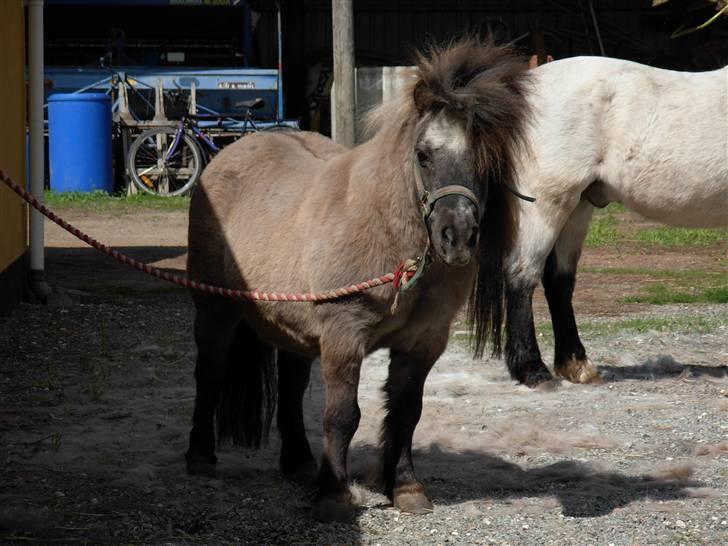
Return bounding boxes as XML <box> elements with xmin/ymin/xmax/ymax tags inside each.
<box><xmin>504</xmin><ymin>57</ymin><xmax>727</xmax><ymax>386</ymax></box>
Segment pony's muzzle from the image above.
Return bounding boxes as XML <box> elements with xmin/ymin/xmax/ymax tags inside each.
<box><xmin>429</xmin><ymin>196</ymin><xmax>479</xmax><ymax>267</ymax></box>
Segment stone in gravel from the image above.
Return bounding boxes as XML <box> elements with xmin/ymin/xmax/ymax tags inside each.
<box><xmin>675</xmin><ymin>519</ymin><xmax>687</xmax><ymax>528</ymax></box>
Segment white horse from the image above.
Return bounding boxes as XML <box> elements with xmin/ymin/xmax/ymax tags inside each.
<box><xmin>501</xmin><ymin>56</ymin><xmax>728</xmax><ymax>387</ymax></box>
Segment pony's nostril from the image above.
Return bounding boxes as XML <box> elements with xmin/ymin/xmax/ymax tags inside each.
<box><xmin>467</xmin><ymin>226</ymin><xmax>478</xmax><ymax>247</ymax></box>
<box><xmin>442</xmin><ymin>227</ymin><xmax>454</xmax><ymax>245</ymax></box>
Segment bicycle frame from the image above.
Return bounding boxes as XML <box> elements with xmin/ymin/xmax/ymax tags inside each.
<box><xmin>189</xmin><ymin>125</ymin><xmax>220</xmax><ymax>154</ymax></box>
<box><xmin>165</xmin><ymin>114</ymin><xmax>257</xmax><ymax>161</ymax></box>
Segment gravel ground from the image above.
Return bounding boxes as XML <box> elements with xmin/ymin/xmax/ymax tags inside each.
<box><xmin>0</xmin><ymin>209</ymin><xmax>725</xmax><ymax>545</ymax></box>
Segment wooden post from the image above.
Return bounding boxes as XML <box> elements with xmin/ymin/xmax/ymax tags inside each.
<box><xmin>332</xmin><ymin>0</ymin><xmax>355</xmax><ymax>147</ymax></box>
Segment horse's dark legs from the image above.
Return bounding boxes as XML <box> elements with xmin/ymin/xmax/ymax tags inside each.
<box><xmin>277</xmin><ymin>351</ymin><xmax>316</xmax><ymax>484</ymax></box>
<box><xmin>380</xmin><ymin>349</ymin><xmax>437</xmax><ymax>514</ymax></box>
<box><xmin>312</xmin><ymin>342</ymin><xmax>363</xmax><ymax>522</ymax></box>
<box><xmin>504</xmin><ymin>281</ymin><xmax>554</xmax><ymax>387</ymax></box>
<box><xmin>505</xmin><ymin>199</ymin><xmax>598</xmax><ymax>387</ymax></box>
<box><xmin>186</xmin><ymin>303</ymin><xmax>240</xmax><ymax>477</ymax></box>
<box><xmin>543</xmin><ymin>203</ymin><xmax>601</xmax><ymax>383</ymax></box>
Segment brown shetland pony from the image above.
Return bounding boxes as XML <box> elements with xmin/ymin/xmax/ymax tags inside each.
<box><xmin>185</xmin><ymin>39</ymin><xmax>531</xmax><ymax>521</ymax></box>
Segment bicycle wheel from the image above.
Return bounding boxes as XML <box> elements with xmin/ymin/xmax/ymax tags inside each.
<box><xmin>127</xmin><ymin>128</ymin><xmax>203</xmax><ymax>196</ymax></box>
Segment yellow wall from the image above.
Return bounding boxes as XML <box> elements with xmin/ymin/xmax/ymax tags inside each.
<box><xmin>0</xmin><ymin>1</ymin><xmax>27</xmax><ymax>272</ymax></box>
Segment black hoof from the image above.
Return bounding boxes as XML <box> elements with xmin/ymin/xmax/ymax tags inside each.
<box><xmin>282</xmin><ymin>458</ymin><xmax>318</xmax><ymax>486</ymax></box>
<box><xmin>312</xmin><ymin>491</ymin><xmax>356</xmax><ymax>523</ymax></box>
<box><xmin>186</xmin><ymin>452</ymin><xmax>217</xmax><ymax>478</ymax></box>
<box><xmin>518</xmin><ymin>363</ymin><xmax>555</xmax><ymax>388</ymax></box>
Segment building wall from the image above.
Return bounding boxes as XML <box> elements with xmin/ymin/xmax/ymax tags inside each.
<box><xmin>295</xmin><ymin>0</ymin><xmax>669</xmax><ymax>67</ymax></box>
<box><xmin>0</xmin><ymin>1</ymin><xmax>28</xmax><ymax>314</ymax></box>
<box><xmin>266</xmin><ymin>0</ymin><xmax>727</xmax><ymax>128</ymax></box>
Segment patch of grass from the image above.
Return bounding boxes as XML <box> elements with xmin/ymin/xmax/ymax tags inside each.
<box><xmin>621</xmin><ymin>284</ymin><xmax>728</xmax><ymax>305</ymax></box>
<box><xmin>581</xmin><ymin>267</ymin><xmax>727</xmax><ymax>305</ymax></box>
<box><xmin>636</xmin><ymin>227</ymin><xmax>726</xmax><ymax>247</ymax></box>
<box><xmin>44</xmin><ymin>190</ymin><xmax>190</xmax><ymax>212</ymax></box>
<box><xmin>535</xmin><ymin>315</ymin><xmax>726</xmax><ymax>339</ymax></box>
<box><xmin>451</xmin><ymin>313</ymin><xmax>726</xmax><ymax>349</ymax></box>
<box><xmin>585</xmin><ymin>209</ymin><xmax>620</xmax><ymax>247</ymax></box>
<box><xmin>584</xmin><ymin>202</ymin><xmax>727</xmax><ymax>248</ymax></box>
<box><xmin>604</xmin><ymin>203</ymin><xmax>626</xmax><ymax>213</ymax></box>
<box><xmin>581</xmin><ymin>266</ymin><xmax>724</xmax><ymax>281</ymax></box>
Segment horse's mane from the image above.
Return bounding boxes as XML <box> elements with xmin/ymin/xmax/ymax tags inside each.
<box><xmin>367</xmin><ymin>38</ymin><xmax>533</xmax><ymax>358</ymax></box>
<box><xmin>366</xmin><ymin>38</ymin><xmax>530</xmax><ymax>177</ymax></box>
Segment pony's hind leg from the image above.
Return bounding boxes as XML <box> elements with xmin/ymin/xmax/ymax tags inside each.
<box><xmin>187</xmin><ymin>301</ymin><xmax>278</xmax><ymax>476</ymax></box>
<box><xmin>543</xmin><ymin>201</ymin><xmax>602</xmax><ymax>384</ymax></box>
<box><xmin>380</xmin><ymin>341</ymin><xmax>443</xmax><ymax>515</ymax></box>
<box><xmin>277</xmin><ymin>351</ymin><xmax>316</xmax><ymax>484</ymax></box>
<box><xmin>186</xmin><ymin>302</ymin><xmax>241</xmax><ymax>477</ymax></box>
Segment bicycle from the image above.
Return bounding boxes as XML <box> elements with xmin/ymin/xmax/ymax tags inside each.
<box><xmin>126</xmin><ymin>98</ymin><xmax>268</xmax><ymax>196</ymax></box>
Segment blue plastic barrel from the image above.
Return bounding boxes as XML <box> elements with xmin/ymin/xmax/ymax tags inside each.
<box><xmin>48</xmin><ymin>93</ymin><xmax>113</xmax><ymax>193</ymax></box>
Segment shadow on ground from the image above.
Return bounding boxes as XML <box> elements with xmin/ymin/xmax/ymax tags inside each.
<box><xmin>45</xmin><ymin>246</ymin><xmax>189</xmax><ymax>301</ymax></box>
<box><xmin>351</xmin><ymin>443</ymin><xmax>700</xmax><ymax>519</ymax></box>
<box><xmin>599</xmin><ymin>355</ymin><xmax>727</xmax><ymax>382</ymax></box>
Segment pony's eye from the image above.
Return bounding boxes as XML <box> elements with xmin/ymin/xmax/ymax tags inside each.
<box><xmin>416</xmin><ymin>150</ymin><xmax>430</xmax><ymax>167</ymax></box>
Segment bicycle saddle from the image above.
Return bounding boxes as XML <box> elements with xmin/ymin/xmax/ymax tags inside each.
<box><xmin>234</xmin><ymin>98</ymin><xmax>265</xmax><ymax>110</ymax></box>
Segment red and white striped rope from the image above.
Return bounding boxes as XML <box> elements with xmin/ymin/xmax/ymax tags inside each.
<box><xmin>0</xmin><ymin>170</ymin><xmax>417</xmax><ymax>303</ymax></box>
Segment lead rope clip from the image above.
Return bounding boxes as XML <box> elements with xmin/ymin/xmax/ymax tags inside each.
<box><xmin>390</xmin><ymin>247</ymin><xmax>430</xmax><ymax>314</ymax></box>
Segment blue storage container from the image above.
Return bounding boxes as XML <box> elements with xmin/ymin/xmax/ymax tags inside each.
<box><xmin>48</xmin><ymin>93</ymin><xmax>112</xmax><ymax>193</ymax></box>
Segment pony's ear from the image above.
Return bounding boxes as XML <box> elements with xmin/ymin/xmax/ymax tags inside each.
<box><xmin>412</xmin><ymin>80</ymin><xmax>429</xmax><ymax>115</ymax></box>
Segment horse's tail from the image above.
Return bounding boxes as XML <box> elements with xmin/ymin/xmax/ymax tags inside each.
<box><xmin>216</xmin><ymin>323</ymin><xmax>277</xmax><ymax>449</ymax></box>
<box><xmin>468</xmin><ymin>182</ymin><xmax>511</xmax><ymax>359</ymax></box>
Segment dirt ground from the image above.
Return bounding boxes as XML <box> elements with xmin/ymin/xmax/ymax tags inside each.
<box><xmin>1</xmin><ymin>208</ymin><xmax>726</xmax><ymax>545</ymax></box>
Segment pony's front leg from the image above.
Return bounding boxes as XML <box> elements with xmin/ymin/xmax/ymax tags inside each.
<box><xmin>504</xmin><ymin>200</ymin><xmax>568</xmax><ymax>388</ymax></box>
<box><xmin>313</xmin><ymin>339</ymin><xmax>363</xmax><ymax>522</ymax></box>
<box><xmin>505</xmin><ymin>279</ymin><xmax>554</xmax><ymax>387</ymax></box>
<box><xmin>380</xmin><ymin>343</ymin><xmax>442</xmax><ymax>514</ymax></box>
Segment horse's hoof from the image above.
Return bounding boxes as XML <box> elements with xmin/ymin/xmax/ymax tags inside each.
<box><xmin>312</xmin><ymin>492</ymin><xmax>356</xmax><ymax>523</ymax></box>
<box><xmin>521</xmin><ymin>366</ymin><xmax>555</xmax><ymax>389</ymax></box>
<box><xmin>283</xmin><ymin>458</ymin><xmax>318</xmax><ymax>486</ymax></box>
<box><xmin>393</xmin><ymin>486</ymin><xmax>433</xmax><ymax>515</ymax></box>
<box><xmin>186</xmin><ymin>452</ymin><xmax>217</xmax><ymax>478</ymax></box>
<box><xmin>556</xmin><ymin>357</ymin><xmax>603</xmax><ymax>384</ymax></box>
<box><xmin>533</xmin><ymin>379</ymin><xmax>558</xmax><ymax>392</ymax></box>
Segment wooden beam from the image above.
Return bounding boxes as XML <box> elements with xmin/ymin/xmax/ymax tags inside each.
<box><xmin>332</xmin><ymin>0</ymin><xmax>355</xmax><ymax>147</ymax></box>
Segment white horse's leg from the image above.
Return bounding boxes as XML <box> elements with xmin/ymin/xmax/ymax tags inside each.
<box><xmin>505</xmin><ymin>187</ymin><xmax>591</xmax><ymax>387</ymax></box>
<box><xmin>504</xmin><ymin>202</ymin><xmax>570</xmax><ymax>387</ymax></box>
<box><xmin>542</xmin><ymin>200</ymin><xmax>602</xmax><ymax>384</ymax></box>
<box><xmin>504</xmin><ymin>275</ymin><xmax>553</xmax><ymax>387</ymax></box>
